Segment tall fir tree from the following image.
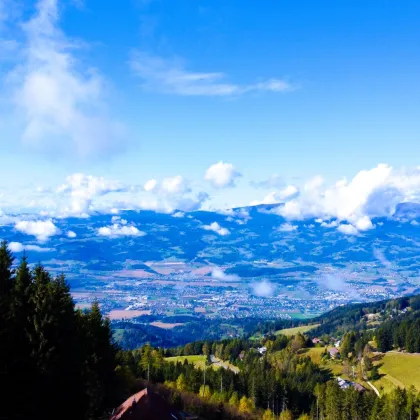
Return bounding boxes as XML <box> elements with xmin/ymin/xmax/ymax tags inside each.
<box><xmin>0</xmin><ymin>241</ymin><xmax>15</xmax><ymax>418</ymax></box>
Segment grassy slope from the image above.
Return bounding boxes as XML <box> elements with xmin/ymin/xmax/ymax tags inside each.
<box><xmin>301</xmin><ymin>347</ymin><xmax>343</xmax><ymax>375</ymax></box>
<box><xmin>372</xmin><ymin>352</ymin><xmax>420</xmax><ymax>393</ymax></box>
<box><xmin>165</xmin><ymin>355</ymin><xmax>208</xmax><ymax>369</ymax></box>
<box><xmin>276</xmin><ymin>324</ymin><xmax>320</xmax><ymax>336</ymax></box>
<box><xmin>165</xmin><ymin>355</ymin><xmax>241</xmax><ymax>373</ymax></box>
<box><xmin>303</xmin><ymin>348</ymin><xmax>420</xmax><ymax>394</ymax></box>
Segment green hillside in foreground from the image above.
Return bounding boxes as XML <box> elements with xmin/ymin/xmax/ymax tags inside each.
<box><xmin>372</xmin><ymin>352</ymin><xmax>420</xmax><ymax>393</ymax></box>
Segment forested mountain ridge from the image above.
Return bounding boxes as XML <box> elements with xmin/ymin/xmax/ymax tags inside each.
<box><xmin>308</xmin><ymin>292</ymin><xmax>420</xmax><ymax>341</ymax></box>
<box><xmin>249</xmin><ymin>292</ymin><xmax>420</xmax><ymax>342</ymax></box>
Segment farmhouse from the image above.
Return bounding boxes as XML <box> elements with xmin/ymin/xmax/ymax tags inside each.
<box><xmin>329</xmin><ymin>348</ymin><xmax>340</xmax><ymax>359</ymax></box>
<box><xmin>336</xmin><ymin>377</ymin><xmax>366</xmax><ymax>393</ymax></box>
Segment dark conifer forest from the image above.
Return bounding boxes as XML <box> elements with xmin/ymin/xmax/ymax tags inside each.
<box><xmin>0</xmin><ymin>241</ymin><xmax>119</xmax><ymax>420</ymax></box>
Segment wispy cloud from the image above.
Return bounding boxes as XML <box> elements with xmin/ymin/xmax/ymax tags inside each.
<box><xmin>3</xmin><ymin>0</ymin><xmax>125</xmax><ymax>158</ymax></box>
<box><xmin>251</xmin><ymin>280</ymin><xmax>276</xmax><ymax>297</ymax></box>
<box><xmin>250</xmin><ymin>185</ymin><xmax>298</xmax><ymax>206</ymax></box>
<box><xmin>315</xmin><ymin>272</ymin><xmax>360</xmax><ymax>298</ymax></box>
<box><xmin>373</xmin><ymin>248</ymin><xmax>392</xmax><ymax>269</ymax></box>
<box><xmin>211</xmin><ymin>268</ymin><xmax>239</xmax><ymax>282</ymax></box>
<box><xmin>251</xmin><ymin>174</ymin><xmax>285</xmax><ymax>189</ymax></box>
<box><xmin>130</xmin><ymin>51</ymin><xmax>294</xmax><ymax>96</ymax></box>
<box><xmin>9</xmin><ymin>241</ymin><xmax>53</xmax><ymax>252</ymax></box>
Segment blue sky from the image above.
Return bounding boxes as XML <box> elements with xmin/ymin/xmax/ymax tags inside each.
<box><xmin>0</xmin><ymin>0</ymin><xmax>420</xmax><ymax>220</ymax></box>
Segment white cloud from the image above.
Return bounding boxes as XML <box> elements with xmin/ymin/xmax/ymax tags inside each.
<box><xmin>251</xmin><ymin>185</ymin><xmax>298</xmax><ymax>206</ymax></box>
<box><xmin>54</xmin><ymin>173</ymin><xmax>127</xmax><ymax>217</ymax></box>
<box><xmin>5</xmin><ymin>0</ymin><xmax>124</xmax><ymax>158</ymax></box>
<box><xmin>202</xmin><ymin>221</ymin><xmax>230</xmax><ymax>236</ymax></box>
<box><xmin>67</xmin><ymin>230</ymin><xmax>76</xmax><ymax>238</ymax></box>
<box><xmin>4</xmin><ymin>164</ymin><xmax>420</xmax><ymax>223</ymax></box>
<box><xmin>217</xmin><ymin>208</ymin><xmax>250</xmax><ymax>221</ymax></box>
<box><xmin>2</xmin><ymin>172</ymin><xmax>207</xmax><ymax>216</ymax></box>
<box><xmin>57</xmin><ymin>173</ymin><xmax>125</xmax><ymax>197</ymax></box>
<box><xmin>354</xmin><ymin>216</ymin><xmax>375</xmax><ymax>231</ymax></box>
<box><xmin>9</xmin><ymin>241</ymin><xmax>53</xmax><ymax>252</ymax></box>
<box><xmin>97</xmin><ymin>223</ymin><xmax>146</xmax><ymax>238</ymax></box>
<box><xmin>211</xmin><ymin>268</ymin><xmax>239</xmax><ymax>281</ymax></box>
<box><xmin>275</xmin><ymin>165</ymin><xmax>420</xmax><ymax>230</ymax></box>
<box><xmin>411</xmin><ymin>220</ymin><xmax>419</xmax><ymax>226</ymax></box>
<box><xmin>251</xmin><ymin>280</ymin><xmax>275</xmax><ymax>297</ymax></box>
<box><xmin>217</xmin><ymin>208</ymin><xmax>235</xmax><ymax>216</ymax></box>
<box><xmin>172</xmin><ymin>211</ymin><xmax>184</xmax><ymax>218</ymax></box>
<box><xmin>15</xmin><ymin>219</ymin><xmax>60</xmax><ymax>241</ymax></box>
<box><xmin>130</xmin><ymin>51</ymin><xmax>293</xmax><ymax>96</ymax></box>
<box><xmin>337</xmin><ymin>224</ymin><xmax>358</xmax><ymax>235</ymax></box>
<box><xmin>278</xmin><ymin>185</ymin><xmax>299</xmax><ymax>200</ymax></box>
<box><xmin>205</xmin><ymin>161</ymin><xmax>241</xmax><ymax>188</ymax></box>
<box><xmin>320</xmin><ymin>220</ymin><xmax>338</xmax><ymax>228</ymax></box>
<box><xmin>161</xmin><ymin>175</ymin><xmax>190</xmax><ymax>194</ymax></box>
<box><xmin>144</xmin><ymin>179</ymin><xmax>157</xmax><ymax>192</ymax></box>
<box><xmin>277</xmin><ymin>223</ymin><xmax>298</xmax><ymax>232</ymax></box>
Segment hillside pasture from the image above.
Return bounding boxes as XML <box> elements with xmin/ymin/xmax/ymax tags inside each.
<box><xmin>372</xmin><ymin>352</ymin><xmax>420</xmax><ymax>394</ymax></box>
<box><xmin>275</xmin><ymin>324</ymin><xmax>320</xmax><ymax>336</ymax></box>
<box><xmin>165</xmin><ymin>355</ymin><xmax>210</xmax><ymax>370</ymax></box>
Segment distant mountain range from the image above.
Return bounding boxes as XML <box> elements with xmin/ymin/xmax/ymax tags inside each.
<box><xmin>0</xmin><ymin>202</ymin><xmax>418</xmax><ymax>293</ymax></box>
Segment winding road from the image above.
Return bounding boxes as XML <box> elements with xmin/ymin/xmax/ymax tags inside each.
<box><xmin>210</xmin><ymin>355</ymin><xmax>240</xmax><ymax>374</ymax></box>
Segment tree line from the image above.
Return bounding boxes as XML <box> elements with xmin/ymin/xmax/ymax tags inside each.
<box><xmin>0</xmin><ymin>241</ymin><xmax>119</xmax><ymax>420</ymax></box>
<box><xmin>376</xmin><ymin>317</ymin><xmax>420</xmax><ymax>352</ymax></box>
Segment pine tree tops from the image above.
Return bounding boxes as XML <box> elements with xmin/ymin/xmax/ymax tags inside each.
<box><xmin>0</xmin><ymin>240</ymin><xmax>14</xmax><ymax>295</ymax></box>
<box><xmin>0</xmin><ymin>241</ymin><xmax>119</xmax><ymax>420</ymax></box>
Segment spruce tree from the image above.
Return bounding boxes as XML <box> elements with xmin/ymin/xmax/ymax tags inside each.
<box><xmin>31</xmin><ymin>269</ymin><xmax>84</xmax><ymax>419</ymax></box>
<box><xmin>0</xmin><ymin>241</ymin><xmax>15</xmax><ymax>418</ymax></box>
<box><xmin>9</xmin><ymin>256</ymin><xmax>35</xmax><ymax>418</ymax></box>
<box><xmin>0</xmin><ymin>240</ymin><xmax>14</xmax><ymax>296</ymax></box>
<box><xmin>81</xmin><ymin>300</ymin><xmax>118</xmax><ymax>418</ymax></box>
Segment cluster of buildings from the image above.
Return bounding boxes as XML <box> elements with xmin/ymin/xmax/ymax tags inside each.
<box><xmin>72</xmin><ymin>261</ymin><xmax>408</xmax><ymax>323</ymax></box>
<box><xmin>336</xmin><ymin>377</ymin><xmax>365</xmax><ymax>392</ymax></box>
